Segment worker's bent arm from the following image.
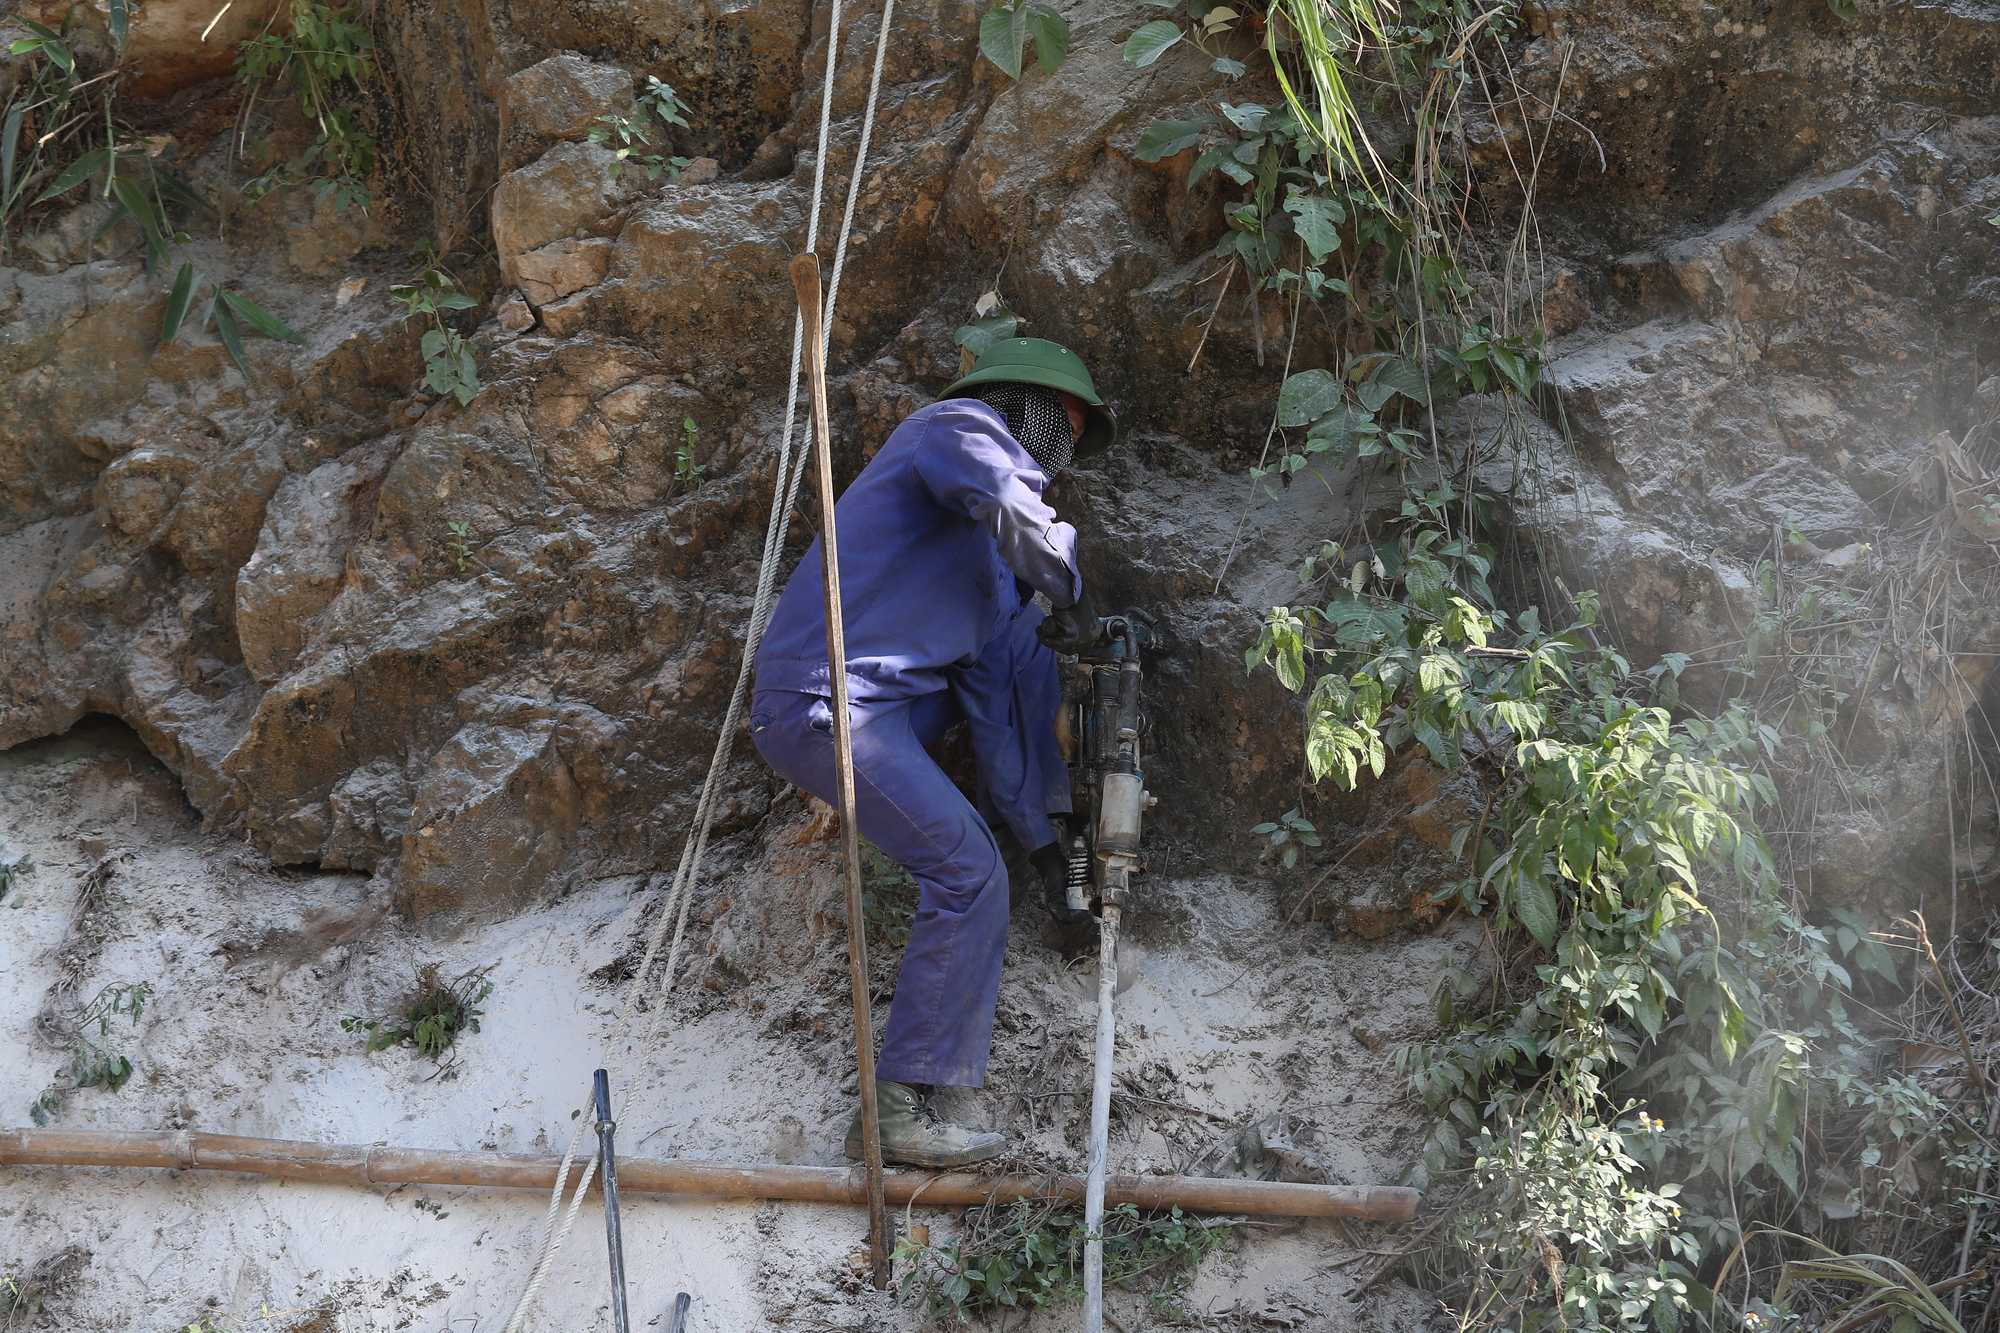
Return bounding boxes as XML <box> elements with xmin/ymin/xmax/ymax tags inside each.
<box><xmin>914</xmin><ymin>402</ymin><xmax>1083</xmax><ymax>606</ymax></box>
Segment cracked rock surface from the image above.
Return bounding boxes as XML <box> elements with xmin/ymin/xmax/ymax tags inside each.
<box><xmin>2</xmin><ymin>0</ymin><xmax>1996</xmax><ymax>921</ymax></box>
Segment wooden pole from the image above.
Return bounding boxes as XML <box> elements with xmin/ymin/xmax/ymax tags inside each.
<box><xmin>0</xmin><ymin>1130</ymin><xmax>1421</xmax><ymax>1220</ymax></box>
<box><xmin>788</xmin><ymin>251</ymin><xmax>890</xmax><ymax>1289</ymax></box>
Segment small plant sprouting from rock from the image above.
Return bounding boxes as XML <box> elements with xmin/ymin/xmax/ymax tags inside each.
<box><xmin>976</xmin><ymin>0</ymin><xmax>1071</xmax><ymax>80</ymax></box>
<box><xmin>342</xmin><ymin>964</ymin><xmax>495</xmax><ymax>1080</ymax></box>
<box><xmin>0</xmin><ymin>850</ymin><xmax>32</xmax><ymax>905</ymax></box>
<box><xmin>1249</xmin><ymin>807</ymin><xmax>1318</xmax><ymax>869</ymax></box>
<box><xmin>445</xmin><ymin>519</ymin><xmax>476</xmax><ymax>572</ymax></box>
<box><xmin>894</xmin><ymin>1200</ymin><xmax>1224</xmax><ymax>1322</ymax></box>
<box><xmin>3</xmin><ymin>15</ymin><xmax>306</xmax><ymax>378</ymax></box>
<box><xmin>676</xmin><ymin>416</ymin><xmax>706</xmax><ymax>493</ymax></box>
<box><xmin>30</xmin><ymin>982</ymin><xmax>148</xmax><ymax>1125</ymax></box>
<box><xmin>412</xmin><ymin>1196</ymin><xmax>450</xmax><ymax>1220</ymax></box>
<box><xmin>390</xmin><ymin>270</ymin><xmax>481</xmax><ymax>406</ymax></box>
<box><xmin>590</xmin><ymin>77</ymin><xmax>693</xmax><ymax>184</ymax></box>
<box><xmin>953</xmin><ymin>292</ymin><xmax>1019</xmax><ymax>375</ymax></box>
<box><xmin>1119</xmin><ymin>0</ymin><xmax>1254</xmax><ymax>78</ymax></box>
<box><xmin>236</xmin><ymin>0</ymin><xmax>378</xmax><ymax>212</ymax></box>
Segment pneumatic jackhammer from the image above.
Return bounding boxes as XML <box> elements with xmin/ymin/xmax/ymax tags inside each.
<box><xmin>1056</xmin><ymin>608</ymin><xmax>1175</xmax><ymax>1333</ymax></box>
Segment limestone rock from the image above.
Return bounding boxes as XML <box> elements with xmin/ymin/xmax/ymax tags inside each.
<box><xmin>15</xmin><ymin>0</ymin><xmax>281</xmax><ymax>100</ymax></box>
<box><xmin>93</xmin><ymin>440</ymin><xmax>207</xmax><ymax>541</ymax></box>
<box><xmin>495</xmin><ymin>293</ymin><xmax>536</xmax><ymax>334</ymax></box>
<box><xmin>500</xmin><ymin>54</ymin><xmax>637</xmax><ymax>173</ymax></box>
<box><xmin>514</xmin><ymin>236</ymin><xmax>615</xmax><ymax>309</ymax></box>
<box><xmin>491</xmin><ymin>0</ymin><xmax>809</xmax><ymax>165</ymax></box>
<box><xmin>397</xmin><ymin>715</ymin><xmax>585</xmax><ymax>921</ymax></box>
<box><xmin>236</xmin><ymin>436</ymin><xmax>402</xmax><ymax>685</ymax></box>
<box><xmin>492</xmin><ymin>141</ymin><xmax>634</xmax><ymax>285</ymax></box>
<box><xmin>537</xmin><ymin>290</ymin><xmax>594</xmax><ymax>337</ymax></box>
<box><xmin>324</xmin><ymin>760</ymin><xmax>413</xmax><ymax>874</ymax></box>
<box><xmin>0</xmin><ymin>517</ymin><xmax>99</xmax><ymax>743</ymax></box>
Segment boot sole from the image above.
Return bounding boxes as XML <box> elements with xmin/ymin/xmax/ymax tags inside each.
<box><xmin>844</xmin><ymin>1137</ymin><xmax>1008</xmax><ymax>1170</ymax></box>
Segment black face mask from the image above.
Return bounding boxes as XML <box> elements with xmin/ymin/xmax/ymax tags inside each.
<box><xmin>971</xmin><ymin>382</ymin><xmax>1075</xmax><ymax>475</ymax></box>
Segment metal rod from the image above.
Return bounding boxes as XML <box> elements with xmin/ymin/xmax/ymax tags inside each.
<box><xmin>0</xmin><ymin>1129</ymin><xmax>1420</xmax><ymax>1218</ymax></box>
<box><xmin>595</xmin><ymin>1069</ymin><xmax>632</xmax><ymax>1333</ymax></box>
<box><xmin>1083</xmin><ymin>901</ymin><xmax>1120</xmax><ymax>1333</ymax></box>
<box><xmin>665</xmin><ymin>1291</ymin><xmax>692</xmax><ymax>1333</ymax></box>
<box><xmin>788</xmin><ymin>250</ymin><xmax>890</xmax><ymax>1289</ymax></box>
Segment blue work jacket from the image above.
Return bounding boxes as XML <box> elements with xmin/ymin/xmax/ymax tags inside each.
<box><xmin>754</xmin><ymin>398</ymin><xmax>1081</xmax><ymax>702</ymax></box>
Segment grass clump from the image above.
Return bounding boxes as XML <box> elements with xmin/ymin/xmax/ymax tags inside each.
<box><xmin>30</xmin><ymin>981</ymin><xmax>148</xmax><ymax>1125</ymax></box>
<box><xmin>342</xmin><ymin>964</ymin><xmax>494</xmax><ymax>1080</ymax></box>
<box><xmin>894</xmin><ymin>1200</ymin><xmax>1226</xmax><ymax>1323</ymax></box>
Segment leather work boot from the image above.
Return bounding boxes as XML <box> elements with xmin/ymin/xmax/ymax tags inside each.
<box><xmin>844</xmin><ymin>1080</ymin><xmax>1008</xmax><ymax>1169</ymax></box>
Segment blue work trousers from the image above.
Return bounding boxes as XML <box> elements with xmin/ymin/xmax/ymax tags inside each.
<box><xmin>750</xmin><ymin>608</ymin><xmax>1066</xmax><ymax>1088</ymax></box>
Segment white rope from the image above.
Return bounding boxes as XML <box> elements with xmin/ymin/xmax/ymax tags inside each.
<box><xmin>498</xmin><ymin>0</ymin><xmax>899</xmax><ymax>1325</ymax></box>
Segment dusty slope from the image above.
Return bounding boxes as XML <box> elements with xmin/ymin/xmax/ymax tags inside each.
<box><xmin>2</xmin><ymin>717</ymin><xmax>1456</xmax><ymax>1331</ymax></box>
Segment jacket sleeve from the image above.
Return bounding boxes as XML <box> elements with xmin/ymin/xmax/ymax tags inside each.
<box><xmin>913</xmin><ymin>403</ymin><xmax>1083</xmax><ymax>606</ymax></box>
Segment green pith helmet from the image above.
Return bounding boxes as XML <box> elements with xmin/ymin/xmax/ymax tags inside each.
<box><xmin>940</xmin><ymin>337</ymin><xmax>1118</xmax><ymax>459</ymax></box>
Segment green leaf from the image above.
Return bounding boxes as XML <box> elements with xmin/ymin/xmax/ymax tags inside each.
<box><xmin>212</xmin><ymin>294</ymin><xmax>252</xmax><ymax>380</ymax></box>
<box><xmin>1275</xmin><ymin>638</ymin><xmax>1304</xmax><ymax>691</ymax></box>
<box><xmin>35</xmin><ymin>146</ymin><xmax>112</xmax><ymax>203</ymax></box>
<box><xmin>1188</xmin><ymin>143</ymin><xmax>1237</xmax><ymax>186</ymax></box>
<box><xmin>1218</xmin><ymin>101</ymin><xmax>1268</xmax><ymax>134</ymax></box>
<box><xmin>110</xmin><ymin>174</ymin><xmax>161</xmax><ymax>241</ymax></box>
<box><xmin>954</xmin><ymin>311</ymin><xmax>1018</xmax><ymax>358</ymax></box>
<box><xmin>1134</xmin><ymin>118</ymin><xmax>1212</xmax><ymax>163</ymax></box>
<box><xmin>109</xmin><ymin>0</ymin><xmax>131</xmax><ymax>52</ymax></box>
<box><xmin>1024</xmin><ymin>5</ymin><xmax>1070</xmax><ymax>74</ymax></box>
<box><xmin>220</xmin><ymin>290</ymin><xmax>309</xmax><ymax>344</ymax></box>
<box><xmin>153</xmin><ymin>169</ymin><xmax>216</xmax><ymax>214</ymax></box>
<box><xmin>17</xmin><ymin>20</ymin><xmax>73</xmax><ymax>72</ymax></box>
<box><xmin>1513</xmin><ymin>876</ymin><xmax>1560</xmax><ymax>949</ymax></box>
<box><xmin>427</xmin><ymin>336</ymin><xmax>481</xmax><ymax>405</ymax></box>
<box><xmin>1212</xmin><ymin>55</ymin><xmax>1247</xmax><ymax>77</ymax></box>
<box><xmin>1654</xmin><ymin>1286</ymin><xmax>1683</xmax><ymax>1333</ymax></box>
<box><xmin>1276</xmin><ymin>368</ymin><xmax>1342</xmax><ymax>427</ymax></box>
<box><xmin>1284</xmin><ymin>191</ymin><xmax>1346</xmax><ymax>263</ymax></box>
<box><xmin>1306</xmin><ymin>405</ymin><xmax>1375</xmax><ymax>453</ymax></box>
<box><xmin>161</xmin><ymin>263</ymin><xmax>197</xmax><ymax>344</ymax></box>
<box><xmin>2</xmin><ymin>104</ymin><xmax>23</xmax><ymax>208</ymax></box>
<box><xmin>1827</xmin><ymin>0</ymin><xmax>1857</xmax><ymax>17</ymax></box>
<box><xmin>979</xmin><ymin>3</ymin><xmax>1029</xmax><ymax>80</ymax></box>
<box><xmin>1358</xmin><ymin>355</ymin><xmax>1430</xmax><ymax>411</ymax></box>
<box><xmin>1122</xmin><ymin>19</ymin><xmax>1183</xmax><ymax>67</ymax></box>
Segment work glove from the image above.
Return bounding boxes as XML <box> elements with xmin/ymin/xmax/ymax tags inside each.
<box><xmin>1037</xmin><ymin>583</ymin><xmax>1104</xmax><ymax>654</ymax></box>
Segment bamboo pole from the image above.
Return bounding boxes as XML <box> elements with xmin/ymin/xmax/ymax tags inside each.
<box><xmin>0</xmin><ymin>1130</ymin><xmax>1420</xmax><ymax>1221</ymax></box>
<box><xmin>788</xmin><ymin>250</ymin><xmax>890</xmax><ymax>1289</ymax></box>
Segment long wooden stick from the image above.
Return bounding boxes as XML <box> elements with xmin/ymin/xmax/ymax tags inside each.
<box><xmin>789</xmin><ymin>251</ymin><xmax>890</xmax><ymax>1289</ymax></box>
<box><xmin>0</xmin><ymin>1130</ymin><xmax>1421</xmax><ymax>1219</ymax></box>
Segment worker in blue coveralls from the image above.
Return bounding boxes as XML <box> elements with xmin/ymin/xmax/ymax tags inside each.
<box><xmin>750</xmin><ymin>337</ymin><xmax>1114</xmax><ymax>1168</ymax></box>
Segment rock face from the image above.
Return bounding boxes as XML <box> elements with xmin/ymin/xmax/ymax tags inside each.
<box><xmin>500</xmin><ymin>53</ymin><xmax>639</xmax><ymax>173</ymax></box>
<box><xmin>12</xmin><ymin>0</ymin><xmax>285</xmax><ymax>99</ymax></box>
<box><xmin>2</xmin><ymin>0</ymin><xmax>1997</xmax><ymax>927</ymax></box>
